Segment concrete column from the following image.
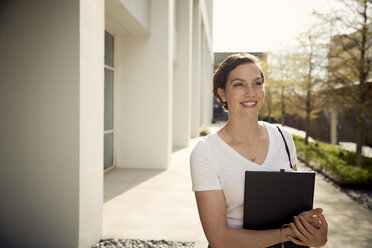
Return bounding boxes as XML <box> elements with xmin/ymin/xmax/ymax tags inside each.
<box><xmin>207</xmin><ymin>46</ymin><xmax>214</xmax><ymax>123</ymax></box>
<box><xmin>172</xmin><ymin>0</ymin><xmax>193</xmax><ymax>147</ymax></box>
<box><xmin>191</xmin><ymin>0</ymin><xmax>202</xmax><ymax>137</ymax></box>
<box><xmin>79</xmin><ymin>0</ymin><xmax>104</xmax><ymax>246</ymax></box>
<box><xmin>200</xmin><ymin>29</ymin><xmax>206</xmax><ymax>125</ymax></box>
<box><xmin>331</xmin><ymin>109</ymin><xmax>338</xmax><ymax>145</ymax></box>
<box><xmin>199</xmin><ymin>29</ymin><xmax>213</xmax><ymax>127</ymax></box>
<box><xmin>116</xmin><ymin>0</ymin><xmax>174</xmax><ymax>169</ymax></box>
<box><xmin>0</xmin><ymin>0</ymin><xmax>103</xmax><ymax>247</ymax></box>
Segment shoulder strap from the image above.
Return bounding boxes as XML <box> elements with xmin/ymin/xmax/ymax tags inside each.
<box><xmin>276</xmin><ymin>126</ymin><xmax>293</xmax><ymax>169</ymax></box>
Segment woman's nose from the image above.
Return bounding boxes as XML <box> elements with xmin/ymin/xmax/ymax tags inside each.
<box><xmin>243</xmin><ymin>84</ymin><xmax>255</xmax><ymax>97</ymax></box>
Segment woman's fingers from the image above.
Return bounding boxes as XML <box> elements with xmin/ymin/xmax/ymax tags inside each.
<box><xmin>299</xmin><ymin>208</ymin><xmax>323</xmax><ymax>219</ymax></box>
<box><xmin>299</xmin><ymin>216</ymin><xmax>317</xmax><ymax>234</ymax></box>
<box><xmin>290</xmin><ymin>221</ymin><xmax>308</xmax><ymax>243</ymax></box>
<box><xmin>317</xmin><ymin>213</ymin><xmax>328</xmax><ymax>246</ymax></box>
<box><xmin>289</xmin><ymin>210</ymin><xmax>328</xmax><ymax>247</ymax></box>
<box><xmin>308</xmin><ymin>216</ymin><xmax>321</xmax><ymax>229</ymax></box>
<box><xmin>290</xmin><ymin>214</ymin><xmax>328</xmax><ymax>247</ymax></box>
<box><xmin>294</xmin><ymin>216</ymin><xmax>312</xmax><ymax>239</ymax></box>
<box><xmin>287</xmin><ymin>235</ymin><xmax>306</xmax><ymax>246</ymax></box>
<box><xmin>318</xmin><ymin>213</ymin><xmax>328</xmax><ymax>230</ymax></box>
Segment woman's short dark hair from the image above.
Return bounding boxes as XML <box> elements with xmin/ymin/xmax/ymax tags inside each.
<box><xmin>213</xmin><ymin>53</ymin><xmax>264</xmax><ymax>110</ymax></box>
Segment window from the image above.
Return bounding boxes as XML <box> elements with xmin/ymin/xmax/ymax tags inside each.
<box><xmin>104</xmin><ymin>31</ymin><xmax>115</xmax><ymax>171</ymax></box>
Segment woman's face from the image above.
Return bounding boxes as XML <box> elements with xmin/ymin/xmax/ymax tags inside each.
<box><xmin>218</xmin><ymin>63</ymin><xmax>265</xmax><ymax>118</ymax></box>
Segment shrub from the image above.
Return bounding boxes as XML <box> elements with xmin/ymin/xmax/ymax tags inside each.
<box><xmin>293</xmin><ymin>135</ymin><xmax>372</xmax><ymax>186</ymax></box>
<box><xmin>199</xmin><ymin>125</ymin><xmax>211</xmax><ymax>136</ymax></box>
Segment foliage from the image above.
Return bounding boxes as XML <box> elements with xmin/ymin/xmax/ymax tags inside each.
<box><xmin>199</xmin><ymin>125</ymin><xmax>211</xmax><ymax>136</ymax></box>
<box><xmin>293</xmin><ymin>135</ymin><xmax>372</xmax><ymax>186</ymax></box>
<box><xmin>265</xmin><ymin>24</ymin><xmax>328</xmax><ymax>143</ymax></box>
<box><xmin>315</xmin><ymin>0</ymin><xmax>372</xmax><ymax>166</ymax></box>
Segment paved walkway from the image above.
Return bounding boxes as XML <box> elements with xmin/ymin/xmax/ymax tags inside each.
<box><xmin>103</xmin><ymin>136</ymin><xmax>372</xmax><ymax>248</ymax></box>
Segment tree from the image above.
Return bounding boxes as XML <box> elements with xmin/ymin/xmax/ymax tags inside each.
<box><xmin>290</xmin><ymin>22</ymin><xmax>328</xmax><ymax>145</ymax></box>
<box><xmin>267</xmin><ymin>49</ymin><xmax>295</xmax><ymax>126</ymax></box>
<box><xmin>259</xmin><ymin>54</ymin><xmax>274</xmax><ymax>122</ymax></box>
<box><xmin>321</xmin><ymin>0</ymin><xmax>372</xmax><ymax>166</ymax></box>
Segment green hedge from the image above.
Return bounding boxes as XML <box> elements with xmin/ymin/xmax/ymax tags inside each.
<box><xmin>293</xmin><ymin>135</ymin><xmax>372</xmax><ymax>186</ymax></box>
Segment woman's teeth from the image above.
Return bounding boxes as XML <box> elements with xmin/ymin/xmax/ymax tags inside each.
<box><xmin>241</xmin><ymin>102</ymin><xmax>256</xmax><ymax>107</ymax></box>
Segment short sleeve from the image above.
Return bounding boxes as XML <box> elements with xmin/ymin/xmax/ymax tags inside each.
<box><xmin>190</xmin><ymin>143</ymin><xmax>222</xmax><ymax>191</ymax></box>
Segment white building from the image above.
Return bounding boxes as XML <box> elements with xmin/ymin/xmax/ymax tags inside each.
<box><xmin>0</xmin><ymin>0</ymin><xmax>214</xmax><ymax>247</ymax></box>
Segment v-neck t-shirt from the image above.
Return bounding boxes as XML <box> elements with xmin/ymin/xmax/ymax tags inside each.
<box><xmin>190</xmin><ymin>121</ymin><xmax>297</xmax><ymax>228</ymax></box>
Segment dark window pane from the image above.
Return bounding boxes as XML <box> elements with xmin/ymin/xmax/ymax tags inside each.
<box><xmin>105</xmin><ymin>31</ymin><xmax>114</xmax><ymax>67</ymax></box>
<box><xmin>104</xmin><ymin>133</ymin><xmax>114</xmax><ymax>169</ymax></box>
<box><xmin>104</xmin><ymin>68</ymin><xmax>114</xmax><ymax>130</ymax></box>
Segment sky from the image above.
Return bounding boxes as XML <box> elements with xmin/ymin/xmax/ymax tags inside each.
<box><xmin>213</xmin><ymin>0</ymin><xmax>332</xmax><ymax>52</ymax></box>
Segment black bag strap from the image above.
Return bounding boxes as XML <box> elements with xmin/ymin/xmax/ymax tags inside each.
<box><xmin>276</xmin><ymin>126</ymin><xmax>293</xmax><ymax>169</ymax></box>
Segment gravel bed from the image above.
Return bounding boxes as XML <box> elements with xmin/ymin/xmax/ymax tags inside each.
<box><xmin>92</xmin><ymin>238</ymin><xmax>195</xmax><ymax>248</ymax></box>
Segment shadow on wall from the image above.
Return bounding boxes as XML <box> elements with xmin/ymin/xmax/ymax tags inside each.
<box><xmin>104</xmin><ymin>168</ymin><xmax>164</xmax><ymax>202</ymax></box>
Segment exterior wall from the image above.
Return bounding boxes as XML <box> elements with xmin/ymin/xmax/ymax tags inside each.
<box><xmin>0</xmin><ymin>0</ymin><xmax>103</xmax><ymax>247</ymax></box>
<box><xmin>79</xmin><ymin>0</ymin><xmax>104</xmax><ymax>246</ymax></box>
<box><xmin>115</xmin><ymin>0</ymin><xmax>174</xmax><ymax>169</ymax></box>
<box><xmin>105</xmin><ymin>0</ymin><xmax>149</xmax><ymax>35</ymax></box>
<box><xmin>191</xmin><ymin>0</ymin><xmax>214</xmax><ymax>137</ymax></box>
<box><xmin>119</xmin><ymin>0</ymin><xmax>150</xmax><ymax>30</ymax></box>
<box><xmin>200</xmin><ymin>29</ymin><xmax>214</xmax><ymax>126</ymax></box>
<box><xmin>173</xmin><ymin>0</ymin><xmax>193</xmax><ymax>147</ymax></box>
<box><xmin>0</xmin><ymin>0</ymin><xmax>213</xmax><ymax>246</ymax></box>
<box><xmin>191</xmin><ymin>1</ymin><xmax>202</xmax><ymax>137</ymax></box>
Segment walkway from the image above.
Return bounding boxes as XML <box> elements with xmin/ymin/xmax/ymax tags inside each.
<box><xmin>103</xmin><ymin>136</ymin><xmax>372</xmax><ymax>248</ymax></box>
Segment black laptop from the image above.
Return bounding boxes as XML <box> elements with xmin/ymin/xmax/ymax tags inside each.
<box><xmin>243</xmin><ymin>170</ymin><xmax>315</xmax><ymax>248</ymax></box>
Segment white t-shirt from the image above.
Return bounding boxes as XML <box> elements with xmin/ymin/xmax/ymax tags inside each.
<box><xmin>190</xmin><ymin>121</ymin><xmax>297</xmax><ymax>228</ymax></box>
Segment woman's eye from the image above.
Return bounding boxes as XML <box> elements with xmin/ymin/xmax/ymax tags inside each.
<box><xmin>234</xmin><ymin>83</ymin><xmax>243</xmax><ymax>87</ymax></box>
<box><xmin>255</xmin><ymin>81</ymin><xmax>263</xmax><ymax>86</ymax></box>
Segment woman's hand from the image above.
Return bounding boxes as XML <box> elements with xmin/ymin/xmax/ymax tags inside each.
<box><xmin>288</xmin><ymin>211</ymin><xmax>328</xmax><ymax>247</ymax></box>
<box><xmin>298</xmin><ymin>208</ymin><xmax>323</xmax><ymax>229</ymax></box>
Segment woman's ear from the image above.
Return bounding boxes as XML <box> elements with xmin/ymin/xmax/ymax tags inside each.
<box><xmin>217</xmin><ymin>88</ymin><xmax>226</xmax><ymax>102</ymax></box>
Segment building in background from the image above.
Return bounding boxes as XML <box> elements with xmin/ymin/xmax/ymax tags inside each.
<box><xmin>323</xmin><ymin>26</ymin><xmax>372</xmax><ymax>146</ymax></box>
<box><xmin>0</xmin><ymin>0</ymin><xmax>213</xmax><ymax>247</ymax></box>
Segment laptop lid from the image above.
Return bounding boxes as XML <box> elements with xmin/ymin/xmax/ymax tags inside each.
<box><xmin>243</xmin><ymin>170</ymin><xmax>315</xmax><ymax>248</ymax></box>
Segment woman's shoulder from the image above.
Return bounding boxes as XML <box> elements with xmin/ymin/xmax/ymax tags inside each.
<box><xmin>192</xmin><ymin>132</ymin><xmax>218</xmax><ymax>155</ymax></box>
<box><xmin>260</xmin><ymin>121</ymin><xmax>293</xmax><ymax>138</ymax></box>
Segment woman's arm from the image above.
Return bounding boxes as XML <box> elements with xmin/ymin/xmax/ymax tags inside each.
<box><xmin>195</xmin><ymin>190</ymin><xmax>293</xmax><ymax>248</ymax></box>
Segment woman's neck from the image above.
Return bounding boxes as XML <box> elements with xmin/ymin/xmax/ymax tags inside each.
<box><xmin>222</xmin><ymin>115</ymin><xmax>263</xmax><ymax>145</ymax></box>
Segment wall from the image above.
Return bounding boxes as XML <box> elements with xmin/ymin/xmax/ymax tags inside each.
<box><xmin>105</xmin><ymin>0</ymin><xmax>149</xmax><ymax>36</ymax></box>
<box><xmin>120</xmin><ymin>0</ymin><xmax>150</xmax><ymax>30</ymax></box>
<box><xmin>191</xmin><ymin>0</ymin><xmax>202</xmax><ymax>137</ymax></box>
<box><xmin>0</xmin><ymin>0</ymin><xmax>103</xmax><ymax>247</ymax></box>
<box><xmin>191</xmin><ymin>0</ymin><xmax>214</xmax><ymax>137</ymax></box>
<box><xmin>115</xmin><ymin>0</ymin><xmax>174</xmax><ymax>169</ymax></box>
<box><xmin>172</xmin><ymin>0</ymin><xmax>193</xmax><ymax>147</ymax></box>
<box><xmin>79</xmin><ymin>0</ymin><xmax>104</xmax><ymax>246</ymax></box>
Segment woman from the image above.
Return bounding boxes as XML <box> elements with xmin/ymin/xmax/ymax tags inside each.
<box><xmin>190</xmin><ymin>54</ymin><xmax>328</xmax><ymax>248</ymax></box>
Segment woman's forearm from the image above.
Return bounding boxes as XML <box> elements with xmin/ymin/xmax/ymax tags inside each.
<box><xmin>209</xmin><ymin>227</ymin><xmax>292</xmax><ymax>248</ymax></box>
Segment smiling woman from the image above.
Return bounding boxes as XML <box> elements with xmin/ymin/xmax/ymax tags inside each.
<box><xmin>190</xmin><ymin>53</ymin><xmax>328</xmax><ymax>248</ymax></box>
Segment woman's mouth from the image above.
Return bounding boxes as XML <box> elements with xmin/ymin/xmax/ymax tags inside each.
<box><xmin>241</xmin><ymin>101</ymin><xmax>257</xmax><ymax>107</ymax></box>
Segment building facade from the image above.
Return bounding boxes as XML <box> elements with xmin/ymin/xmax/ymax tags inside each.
<box><xmin>0</xmin><ymin>0</ymin><xmax>213</xmax><ymax>247</ymax></box>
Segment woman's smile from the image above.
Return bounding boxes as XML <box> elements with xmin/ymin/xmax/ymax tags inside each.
<box><xmin>241</xmin><ymin>101</ymin><xmax>258</xmax><ymax>108</ymax></box>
